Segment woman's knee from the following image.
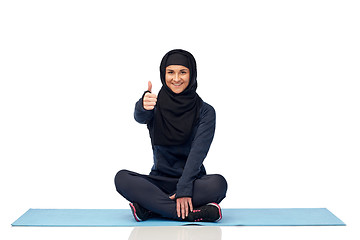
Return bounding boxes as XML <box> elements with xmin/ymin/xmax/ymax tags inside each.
<box><xmin>194</xmin><ymin>174</ymin><xmax>228</xmax><ymax>205</ymax></box>
<box><xmin>210</xmin><ymin>174</ymin><xmax>228</xmax><ymax>196</ymax></box>
<box><xmin>114</xmin><ymin>169</ymin><xmax>132</xmax><ymax>193</ymax></box>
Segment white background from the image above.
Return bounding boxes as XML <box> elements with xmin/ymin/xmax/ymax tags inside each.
<box><xmin>1</xmin><ymin>0</ymin><xmax>359</xmax><ymax>239</ymax></box>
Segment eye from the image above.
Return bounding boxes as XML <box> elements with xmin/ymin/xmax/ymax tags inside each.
<box><xmin>167</xmin><ymin>71</ymin><xmax>174</xmax><ymax>74</ymax></box>
<box><xmin>181</xmin><ymin>71</ymin><xmax>187</xmax><ymax>74</ymax></box>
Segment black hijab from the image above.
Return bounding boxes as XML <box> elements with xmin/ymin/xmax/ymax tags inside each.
<box><xmin>153</xmin><ymin>49</ymin><xmax>203</xmax><ymax>146</ymax></box>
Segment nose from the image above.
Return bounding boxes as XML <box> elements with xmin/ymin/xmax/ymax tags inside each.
<box><xmin>174</xmin><ymin>73</ymin><xmax>180</xmax><ymax>82</ymax></box>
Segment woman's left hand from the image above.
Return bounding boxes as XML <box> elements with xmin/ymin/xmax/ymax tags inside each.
<box><xmin>169</xmin><ymin>194</ymin><xmax>193</xmax><ymax>219</ymax></box>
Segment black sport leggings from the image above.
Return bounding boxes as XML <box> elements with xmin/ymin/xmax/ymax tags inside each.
<box><xmin>114</xmin><ymin>169</ymin><xmax>227</xmax><ymax>220</ymax></box>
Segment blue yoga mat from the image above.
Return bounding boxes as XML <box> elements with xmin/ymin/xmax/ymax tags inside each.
<box><xmin>12</xmin><ymin>208</ymin><xmax>345</xmax><ymax>227</ymax></box>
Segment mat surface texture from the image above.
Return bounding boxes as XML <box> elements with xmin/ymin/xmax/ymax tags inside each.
<box><xmin>12</xmin><ymin>208</ymin><xmax>345</xmax><ymax>227</ymax></box>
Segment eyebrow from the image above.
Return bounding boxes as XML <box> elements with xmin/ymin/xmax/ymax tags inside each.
<box><xmin>167</xmin><ymin>68</ymin><xmax>188</xmax><ymax>71</ymax></box>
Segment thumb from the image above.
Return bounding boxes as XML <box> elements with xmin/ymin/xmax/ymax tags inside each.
<box><xmin>148</xmin><ymin>81</ymin><xmax>152</xmax><ymax>92</ymax></box>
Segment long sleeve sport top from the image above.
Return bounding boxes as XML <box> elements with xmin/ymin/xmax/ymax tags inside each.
<box><xmin>134</xmin><ymin>96</ymin><xmax>216</xmax><ymax>198</ymax></box>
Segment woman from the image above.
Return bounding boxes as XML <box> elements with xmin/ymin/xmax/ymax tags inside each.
<box><xmin>115</xmin><ymin>49</ymin><xmax>227</xmax><ymax>222</ymax></box>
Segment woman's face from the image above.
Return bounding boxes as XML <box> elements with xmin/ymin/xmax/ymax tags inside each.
<box><xmin>165</xmin><ymin>65</ymin><xmax>190</xmax><ymax>94</ymax></box>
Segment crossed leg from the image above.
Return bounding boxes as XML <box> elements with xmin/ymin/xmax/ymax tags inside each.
<box><xmin>114</xmin><ymin>169</ymin><xmax>227</xmax><ymax>220</ymax></box>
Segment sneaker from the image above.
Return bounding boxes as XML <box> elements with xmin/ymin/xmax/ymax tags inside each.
<box><xmin>129</xmin><ymin>202</ymin><xmax>153</xmax><ymax>222</ymax></box>
<box><xmin>187</xmin><ymin>203</ymin><xmax>222</xmax><ymax>222</ymax></box>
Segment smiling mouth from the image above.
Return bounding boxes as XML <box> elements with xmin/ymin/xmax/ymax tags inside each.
<box><xmin>172</xmin><ymin>82</ymin><xmax>183</xmax><ymax>86</ymax></box>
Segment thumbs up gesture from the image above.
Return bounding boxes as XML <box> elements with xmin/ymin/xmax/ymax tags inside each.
<box><xmin>143</xmin><ymin>81</ymin><xmax>157</xmax><ymax>111</ymax></box>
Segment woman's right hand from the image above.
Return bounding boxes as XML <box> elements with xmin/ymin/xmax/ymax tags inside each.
<box><xmin>143</xmin><ymin>81</ymin><xmax>157</xmax><ymax>110</ymax></box>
